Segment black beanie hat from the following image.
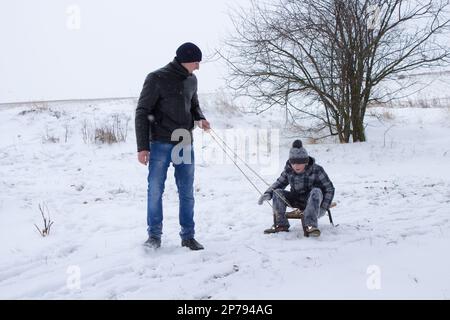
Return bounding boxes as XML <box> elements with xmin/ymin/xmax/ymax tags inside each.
<box><xmin>176</xmin><ymin>42</ymin><xmax>202</xmax><ymax>63</ymax></box>
<box><xmin>289</xmin><ymin>140</ymin><xmax>309</xmax><ymax>164</ymax></box>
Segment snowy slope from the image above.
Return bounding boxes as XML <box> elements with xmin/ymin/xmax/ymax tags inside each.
<box><xmin>0</xmin><ymin>97</ymin><xmax>449</xmax><ymax>299</ymax></box>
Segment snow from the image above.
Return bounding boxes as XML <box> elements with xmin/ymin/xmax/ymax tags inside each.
<box><xmin>0</xmin><ymin>97</ymin><xmax>449</xmax><ymax>299</ymax></box>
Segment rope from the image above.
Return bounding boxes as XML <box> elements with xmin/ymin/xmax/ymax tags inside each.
<box><xmin>206</xmin><ymin>129</ymin><xmax>293</xmax><ymax>208</ymax></box>
<box><xmin>207</xmin><ymin>130</ymin><xmax>272</xmax><ymax>208</ymax></box>
<box><xmin>209</xmin><ymin>128</ymin><xmax>271</xmax><ymax>187</ymax></box>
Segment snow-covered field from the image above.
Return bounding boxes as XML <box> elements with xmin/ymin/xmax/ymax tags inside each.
<box><xmin>0</xmin><ymin>97</ymin><xmax>449</xmax><ymax>299</ymax></box>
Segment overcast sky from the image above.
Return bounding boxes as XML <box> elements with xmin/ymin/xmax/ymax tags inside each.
<box><xmin>0</xmin><ymin>0</ymin><xmax>248</xmax><ymax>103</ymax></box>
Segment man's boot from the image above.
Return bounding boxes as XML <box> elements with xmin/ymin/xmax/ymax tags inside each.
<box><xmin>181</xmin><ymin>238</ymin><xmax>204</xmax><ymax>250</ymax></box>
<box><xmin>144</xmin><ymin>236</ymin><xmax>161</xmax><ymax>249</ymax></box>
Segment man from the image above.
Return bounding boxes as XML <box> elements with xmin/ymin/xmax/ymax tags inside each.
<box><xmin>258</xmin><ymin>140</ymin><xmax>335</xmax><ymax>237</ymax></box>
<box><xmin>135</xmin><ymin>42</ymin><xmax>211</xmax><ymax>250</ymax></box>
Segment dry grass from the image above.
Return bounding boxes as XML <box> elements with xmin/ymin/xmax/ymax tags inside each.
<box><xmin>381</xmin><ymin>110</ymin><xmax>395</xmax><ymax>120</ymax></box>
<box><xmin>213</xmin><ymin>91</ymin><xmax>242</xmax><ymax>116</ymax></box>
<box><xmin>82</xmin><ymin>113</ymin><xmax>130</xmax><ymax>145</ymax></box>
<box><xmin>306</xmin><ymin>137</ymin><xmax>319</xmax><ymax>144</ymax></box>
<box><xmin>18</xmin><ymin>103</ymin><xmax>62</xmax><ymax>118</ymax></box>
<box><xmin>42</xmin><ymin>127</ymin><xmax>60</xmax><ymax>143</ymax></box>
<box><xmin>95</xmin><ymin>126</ymin><xmax>119</xmax><ymax>144</ymax></box>
<box><xmin>370</xmin><ymin>97</ymin><xmax>450</xmax><ymax>109</ymax></box>
<box><xmin>81</xmin><ymin>120</ymin><xmax>94</xmax><ymax>144</ymax></box>
<box><xmin>34</xmin><ymin>203</ymin><xmax>54</xmax><ymax>237</ymax></box>
<box><xmin>18</xmin><ymin>103</ymin><xmax>49</xmax><ymax>115</ymax></box>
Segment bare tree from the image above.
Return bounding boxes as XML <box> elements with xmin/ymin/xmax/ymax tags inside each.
<box><xmin>221</xmin><ymin>0</ymin><xmax>450</xmax><ymax>142</ymax></box>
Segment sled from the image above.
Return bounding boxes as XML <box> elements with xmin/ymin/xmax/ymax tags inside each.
<box><xmin>285</xmin><ymin>201</ymin><xmax>336</xmax><ymax>219</ymax></box>
<box><xmin>285</xmin><ymin>202</ymin><xmax>337</xmax><ymax>237</ymax></box>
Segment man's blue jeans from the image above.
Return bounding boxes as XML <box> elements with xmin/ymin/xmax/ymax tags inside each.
<box><xmin>147</xmin><ymin>141</ymin><xmax>195</xmax><ymax>240</ymax></box>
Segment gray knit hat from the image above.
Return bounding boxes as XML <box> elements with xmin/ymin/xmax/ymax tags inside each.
<box><xmin>289</xmin><ymin>140</ymin><xmax>309</xmax><ymax>164</ymax></box>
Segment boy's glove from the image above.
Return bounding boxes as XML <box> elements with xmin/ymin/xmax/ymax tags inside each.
<box><xmin>258</xmin><ymin>193</ymin><xmax>272</xmax><ymax>205</ymax></box>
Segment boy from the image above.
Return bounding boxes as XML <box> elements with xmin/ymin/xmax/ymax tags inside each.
<box><xmin>258</xmin><ymin>140</ymin><xmax>335</xmax><ymax>237</ymax></box>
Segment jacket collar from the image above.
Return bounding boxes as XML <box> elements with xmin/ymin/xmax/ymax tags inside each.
<box><xmin>165</xmin><ymin>58</ymin><xmax>191</xmax><ymax>79</ymax></box>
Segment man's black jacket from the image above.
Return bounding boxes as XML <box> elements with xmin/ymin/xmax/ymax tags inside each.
<box><xmin>135</xmin><ymin>59</ymin><xmax>206</xmax><ymax>152</ymax></box>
